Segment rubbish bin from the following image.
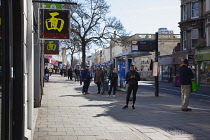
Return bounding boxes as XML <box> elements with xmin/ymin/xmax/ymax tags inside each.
<box><xmin>173</xmin><ymin>76</ymin><xmax>180</xmax><ymax>87</ymax></box>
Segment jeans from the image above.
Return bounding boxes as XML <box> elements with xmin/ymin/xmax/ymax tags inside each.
<box><xmin>108</xmin><ymin>82</ymin><xmax>116</xmax><ymax>95</ymax></box>
<box><xmin>96</xmin><ymin>82</ymin><xmax>101</xmax><ymax>93</ymax></box>
<box><xmin>82</xmin><ymin>80</ymin><xmax>90</xmax><ymax>93</ymax></box>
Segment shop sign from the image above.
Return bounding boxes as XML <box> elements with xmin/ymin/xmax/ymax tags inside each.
<box><xmin>44</xmin><ymin>40</ymin><xmax>59</xmax><ymax>54</ymax></box>
<box><xmin>187</xmin><ymin>55</ymin><xmax>194</xmax><ymax>60</ymax></box>
<box><xmin>39</xmin><ymin>9</ymin><xmax>70</xmax><ymax>39</ymax></box>
<box><xmin>44</xmin><ymin>3</ymin><xmax>62</xmax><ymax>9</ymax></box>
<box><xmin>152</xmin><ymin>61</ymin><xmax>159</xmax><ymax>77</ymax></box>
<box><xmin>195</xmin><ymin>49</ymin><xmax>210</xmax><ymax>61</ymax></box>
<box><xmin>131</xmin><ymin>40</ymin><xmax>155</xmax><ymax>52</ymax></box>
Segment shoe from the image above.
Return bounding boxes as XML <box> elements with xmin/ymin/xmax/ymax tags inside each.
<box><xmin>82</xmin><ymin>93</ymin><xmax>86</xmax><ymax>95</ymax></box>
<box><xmin>113</xmin><ymin>95</ymin><xmax>115</xmax><ymax>97</ymax></box>
<box><xmin>181</xmin><ymin>108</ymin><xmax>192</xmax><ymax>111</ymax></box>
<box><xmin>132</xmin><ymin>105</ymin><xmax>135</xmax><ymax>109</ymax></box>
<box><xmin>107</xmin><ymin>95</ymin><xmax>110</xmax><ymax>98</ymax></box>
<box><xmin>122</xmin><ymin>105</ymin><xmax>128</xmax><ymax>110</ymax></box>
<box><xmin>97</xmin><ymin>92</ymin><xmax>100</xmax><ymax>94</ymax></box>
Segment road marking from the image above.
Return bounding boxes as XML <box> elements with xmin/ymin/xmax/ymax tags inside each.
<box><xmin>191</xmin><ymin>93</ymin><xmax>210</xmax><ymax>98</ymax></box>
<box><xmin>141</xmin><ymin>85</ymin><xmax>210</xmax><ymax>98</ymax></box>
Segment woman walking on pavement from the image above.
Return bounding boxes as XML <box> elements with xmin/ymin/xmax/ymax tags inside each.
<box><xmin>82</xmin><ymin>65</ymin><xmax>92</xmax><ymax>95</ymax></box>
<box><xmin>107</xmin><ymin>68</ymin><xmax>118</xmax><ymax>98</ymax></box>
<box><xmin>122</xmin><ymin>63</ymin><xmax>140</xmax><ymax>110</ymax></box>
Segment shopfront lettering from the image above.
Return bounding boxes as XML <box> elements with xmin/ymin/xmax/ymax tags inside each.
<box><xmin>40</xmin><ymin>32</ymin><xmax>68</xmax><ymax>38</ymax></box>
<box><xmin>45</xmin><ymin>12</ymin><xmax>64</xmax><ymax>32</ymax></box>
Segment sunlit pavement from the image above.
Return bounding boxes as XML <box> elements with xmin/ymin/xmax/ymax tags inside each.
<box><xmin>33</xmin><ymin>75</ymin><xmax>210</xmax><ymax>140</ymax></box>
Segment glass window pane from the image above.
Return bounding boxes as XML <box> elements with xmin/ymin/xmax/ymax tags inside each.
<box><xmin>192</xmin><ymin>2</ymin><xmax>199</xmax><ymax>9</ymax></box>
<box><xmin>191</xmin><ymin>29</ymin><xmax>198</xmax><ymax>39</ymax></box>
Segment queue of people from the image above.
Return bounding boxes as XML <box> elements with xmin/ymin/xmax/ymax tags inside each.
<box><xmin>52</xmin><ymin>59</ymin><xmax>195</xmax><ymax>112</ymax></box>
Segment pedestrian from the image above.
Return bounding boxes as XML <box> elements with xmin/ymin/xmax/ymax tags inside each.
<box><xmin>94</xmin><ymin>65</ymin><xmax>104</xmax><ymax>94</ymax></box>
<box><xmin>74</xmin><ymin>66</ymin><xmax>80</xmax><ymax>81</ymax></box>
<box><xmin>82</xmin><ymin>65</ymin><xmax>92</xmax><ymax>95</ymax></box>
<box><xmin>68</xmin><ymin>67</ymin><xmax>73</xmax><ymax>80</ymax></box>
<box><xmin>122</xmin><ymin>63</ymin><xmax>140</xmax><ymax>110</ymax></box>
<box><xmin>79</xmin><ymin>68</ymin><xmax>84</xmax><ymax>85</ymax></box>
<box><xmin>179</xmin><ymin>59</ymin><xmax>194</xmax><ymax>111</ymax></box>
<box><xmin>107</xmin><ymin>68</ymin><xmax>118</xmax><ymax>98</ymax></box>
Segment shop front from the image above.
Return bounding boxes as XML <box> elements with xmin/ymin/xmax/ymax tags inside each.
<box><xmin>172</xmin><ymin>51</ymin><xmax>196</xmax><ymax>86</ymax></box>
<box><xmin>172</xmin><ymin>51</ymin><xmax>196</xmax><ymax>76</ymax></box>
<box><xmin>196</xmin><ymin>49</ymin><xmax>210</xmax><ymax>86</ymax></box>
<box><xmin>114</xmin><ymin>51</ymin><xmax>151</xmax><ymax>91</ymax></box>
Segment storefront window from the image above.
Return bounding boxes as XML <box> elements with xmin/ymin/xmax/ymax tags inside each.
<box><xmin>200</xmin><ymin>61</ymin><xmax>210</xmax><ymax>85</ymax></box>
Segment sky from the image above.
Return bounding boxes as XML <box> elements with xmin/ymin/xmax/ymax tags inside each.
<box><xmin>105</xmin><ymin>0</ymin><xmax>181</xmax><ymax>34</ymax></box>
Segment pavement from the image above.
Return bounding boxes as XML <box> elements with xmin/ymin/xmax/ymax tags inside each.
<box><xmin>33</xmin><ymin>75</ymin><xmax>210</xmax><ymax>140</ymax></box>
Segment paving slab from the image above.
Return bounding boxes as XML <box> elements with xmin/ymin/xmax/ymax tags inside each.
<box><xmin>33</xmin><ymin>75</ymin><xmax>210</xmax><ymax>140</ymax></box>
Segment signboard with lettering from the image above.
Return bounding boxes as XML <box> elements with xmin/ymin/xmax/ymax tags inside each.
<box><xmin>152</xmin><ymin>61</ymin><xmax>159</xmax><ymax>77</ymax></box>
<box><xmin>39</xmin><ymin>9</ymin><xmax>70</xmax><ymax>39</ymax></box>
<box><xmin>195</xmin><ymin>49</ymin><xmax>210</xmax><ymax>61</ymax></box>
<box><xmin>45</xmin><ymin>3</ymin><xmax>62</xmax><ymax>9</ymax></box>
<box><xmin>187</xmin><ymin>54</ymin><xmax>194</xmax><ymax>60</ymax></box>
<box><xmin>44</xmin><ymin>40</ymin><xmax>59</xmax><ymax>54</ymax></box>
<box><xmin>131</xmin><ymin>40</ymin><xmax>155</xmax><ymax>52</ymax></box>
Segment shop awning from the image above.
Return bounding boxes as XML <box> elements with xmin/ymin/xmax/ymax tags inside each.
<box><xmin>113</xmin><ymin>51</ymin><xmax>151</xmax><ymax>58</ymax></box>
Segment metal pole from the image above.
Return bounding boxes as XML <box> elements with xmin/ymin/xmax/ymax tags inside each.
<box><xmin>155</xmin><ymin>32</ymin><xmax>159</xmax><ymax>96</ymax></box>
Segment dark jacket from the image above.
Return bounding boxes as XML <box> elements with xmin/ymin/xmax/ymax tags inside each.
<box><xmin>126</xmin><ymin>70</ymin><xmax>140</xmax><ymax>85</ymax></box>
<box><xmin>68</xmin><ymin>68</ymin><xmax>73</xmax><ymax>76</ymax></box>
<box><xmin>179</xmin><ymin>65</ymin><xmax>194</xmax><ymax>85</ymax></box>
<box><xmin>82</xmin><ymin>69</ymin><xmax>92</xmax><ymax>81</ymax></box>
<box><xmin>109</xmin><ymin>72</ymin><xmax>118</xmax><ymax>83</ymax></box>
<box><xmin>94</xmin><ymin>69</ymin><xmax>104</xmax><ymax>83</ymax></box>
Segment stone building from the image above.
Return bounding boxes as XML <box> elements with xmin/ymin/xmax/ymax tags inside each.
<box><xmin>175</xmin><ymin>0</ymin><xmax>210</xmax><ymax>86</ymax></box>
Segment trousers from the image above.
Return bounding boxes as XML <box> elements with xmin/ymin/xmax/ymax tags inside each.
<box><xmin>181</xmin><ymin>85</ymin><xmax>191</xmax><ymax>109</ymax></box>
<box><xmin>126</xmin><ymin>84</ymin><xmax>138</xmax><ymax>105</ymax></box>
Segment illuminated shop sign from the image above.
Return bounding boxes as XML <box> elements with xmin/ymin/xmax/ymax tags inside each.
<box><xmin>44</xmin><ymin>40</ymin><xmax>59</xmax><ymax>54</ymax></box>
<box><xmin>39</xmin><ymin>9</ymin><xmax>70</xmax><ymax>39</ymax></box>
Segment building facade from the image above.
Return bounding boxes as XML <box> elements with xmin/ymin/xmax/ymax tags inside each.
<box><xmin>177</xmin><ymin>0</ymin><xmax>210</xmax><ymax>86</ymax></box>
<box><xmin>1</xmin><ymin>0</ymin><xmax>34</xmax><ymax>139</ymax></box>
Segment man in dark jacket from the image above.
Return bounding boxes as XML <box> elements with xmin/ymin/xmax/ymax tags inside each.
<box><xmin>122</xmin><ymin>64</ymin><xmax>140</xmax><ymax>110</ymax></box>
<box><xmin>179</xmin><ymin>59</ymin><xmax>194</xmax><ymax>111</ymax></box>
<box><xmin>67</xmin><ymin>67</ymin><xmax>73</xmax><ymax>80</ymax></box>
<box><xmin>81</xmin><ymin>65</ymin><xmax>92</xmax><ymax>95</ymax></box>
<box><xmin>107</xmin><ymin>68</ymin><xmax>118</xmax><ymax>97</ymax></box>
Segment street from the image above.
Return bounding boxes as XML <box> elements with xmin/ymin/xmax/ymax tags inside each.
<box><xmin>34</xmin><ymin>75</ymin><xmax>210</xmax><ymax>140</ymax></box>
<box><xmin>139</xmin><ymin>81</ymin><xmax>210</xmax><ymax>103</ymax></box>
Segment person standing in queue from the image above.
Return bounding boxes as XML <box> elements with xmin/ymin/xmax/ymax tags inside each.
<box><xmin>94</xmin><ymin>65</ymin><xmax>104</xmax><ymax>94</ymax></box>
<box><xmin>82</xmin><ymin>65</ymin><xmax>92</xmax><ymax>95</ymax></box>
<box><xmin>122</xmin><ymin>63</ymin><xmax>140</xmax><ymax>110</ymax></box>
<box><xmin>68</xmin><ymin>67</ymin><xmax>73</xmax><ymax>80</ymax></box>
<box><xmin>179</xmin><ymin>59</ymin><xmax>194</xmax><ymax>111</ymax></box>
<box><xmin>107</xmin><ymin>68</ymin><xmax>118</xmax><ymax>97</ymax></box>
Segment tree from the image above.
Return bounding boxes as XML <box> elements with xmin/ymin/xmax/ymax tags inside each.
<box><xmin>70</xmin><ymin>0</ymin><xmax>126</xmax><ymax>68</ymax></box>
<box><xmin>61</xmin><ymin>35</ymin><xmax>81</xmax><ymax>66</ymax></box>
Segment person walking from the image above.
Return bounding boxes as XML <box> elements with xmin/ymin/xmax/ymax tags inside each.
<box><xmin>94</xmin><ymin>65</ymin><xmax>104</xmax><ymax>94</ymax></box>
<box><xmin>82</xmin><ymin>65</ymin><xmax>92</xmax><ymax>95</ymax></box>
<box><xmin>122</xmin><ymin>64</ymin><xmax>140</xmax><ymax>110</ymax></box>
<box><xmin>68</xmin><ymin>67</ymin><xmax>73</xmax><ymax>80</ymax></box>
<box><xmin>107</xmin><ymin>68</ymin><xmax>118</xmax><ymax>98</ymax></box>
<box><xmin>79</xmin><ymin>68</ymin><xmax>84</xmax><ymax>85</ymax></box>
<box><xmin>179</xmin><ymin>59</ymin><xmax>194</xmax><ymax>111</ymax></box>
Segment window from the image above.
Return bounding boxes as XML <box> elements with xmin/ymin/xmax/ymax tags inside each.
<box><xmin>191</xmin><ymin>29</ymin><xmax>199</xmax><ymax>49</ymax></box>
<box><xmin>191</xmin><ymin>1</ymin><xmax>199</xmax><ymax>18</ymax></box>
<box><xmin>183</xmin><ymin>4</ymin><xmax>187</xmax><ymax>21</ymax></box>
<box><xmin>183</xmin><ymin>31</ymin><xmax>187</xmax><ymax>50</ymax></box>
